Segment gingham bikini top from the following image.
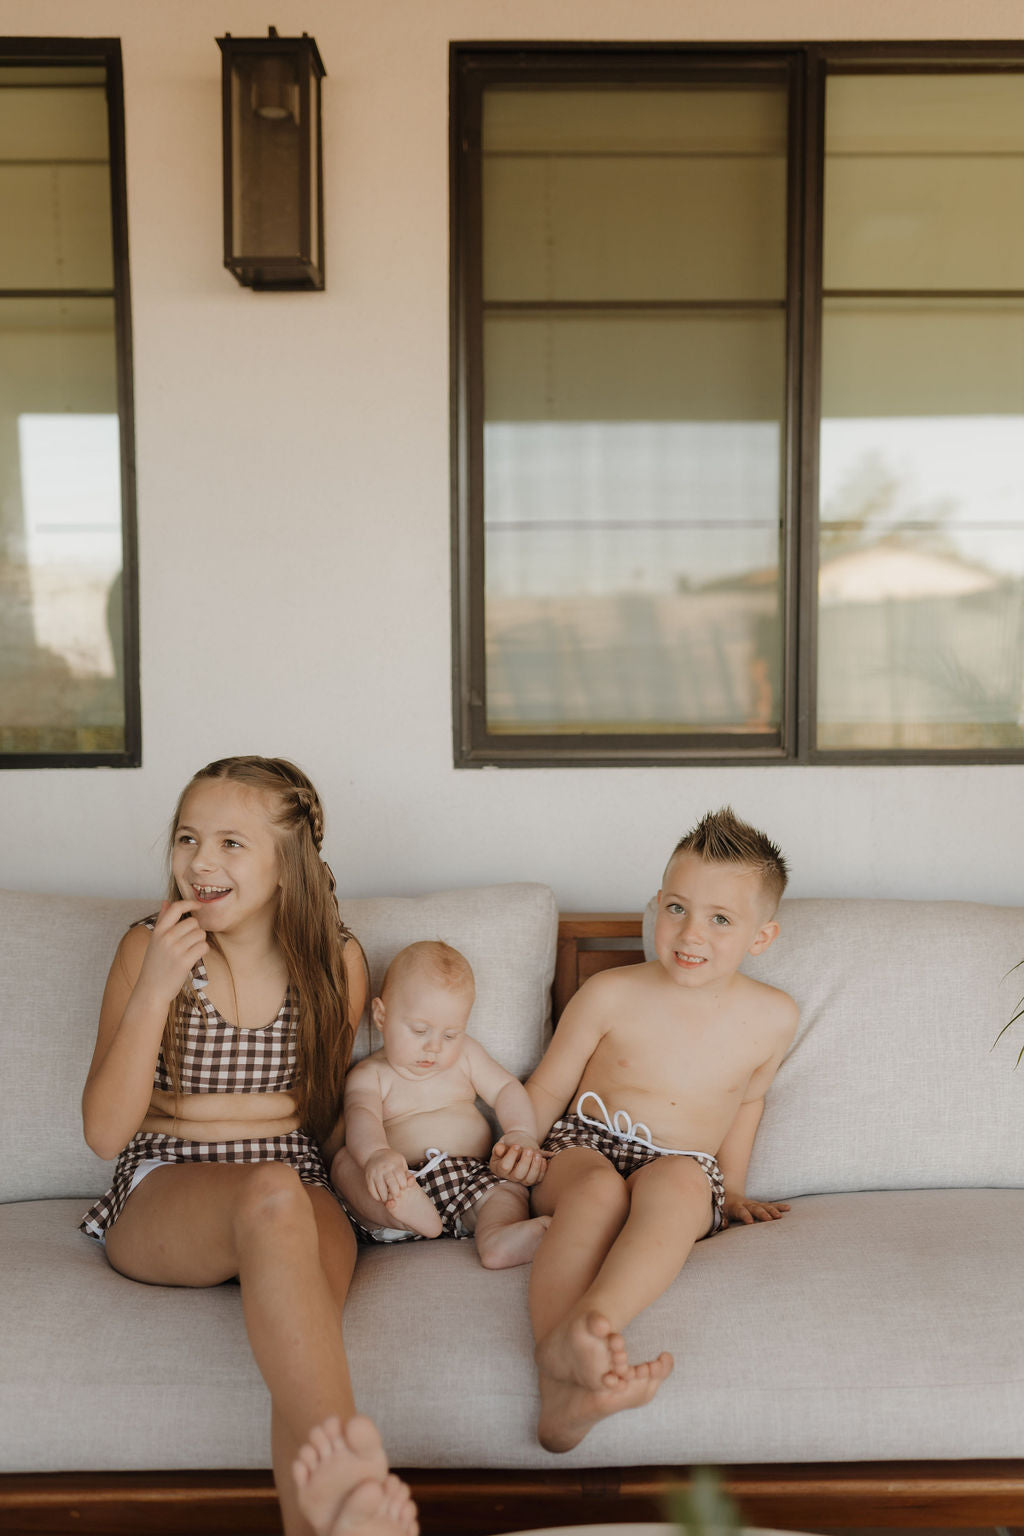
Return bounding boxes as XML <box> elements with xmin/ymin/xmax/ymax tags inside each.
<box><xmin>138</xmin><ymin>917</ymin><xmax>298</xmax><ymax>1096</ymax></box>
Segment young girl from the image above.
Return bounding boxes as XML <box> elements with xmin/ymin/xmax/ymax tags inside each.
<box><xmin>81</xmin><ymin>756</ymin><xmax>417</xmax><ymax>1536</ymax></box>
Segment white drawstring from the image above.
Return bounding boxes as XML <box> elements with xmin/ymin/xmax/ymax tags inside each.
<box><xmin>574</xmin><ymin>1090</ymin><xmax>708</xmax><ymax>1161</ymax></box>
<box><xmin>415</xmin><ymin>1147</ymin><xmax>448</xmax><ymax>1180</ymax></box>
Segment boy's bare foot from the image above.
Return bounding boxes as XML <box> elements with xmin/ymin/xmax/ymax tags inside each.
<box><xmin>384</xmin><ymin>1181</ymin><xmax>443</xmax><ymax>1239</ymax></box>
<box><xmin>292</xmin><ymin>1415</ymin><xmax>418</xmax><ymax>1535</ymax></box>
<box><xmin>536</xmin><ymin>1351</ymin><xmax>674</xmax><ymax>1453</ymax></box>
<box><xmin>475</xmin><ymin>1213</ymin><xmax>551</xmax><ymax>1270</ymax></box>
<box><xmin>535</xmin><ymin>1309</ymin><xmax>631</xmax><ymax>1391</ymax></box>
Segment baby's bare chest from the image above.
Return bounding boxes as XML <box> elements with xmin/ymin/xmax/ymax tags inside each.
<box><xmin>379</xmin><ymin>1067</ymin><xmax>477</xmax><ymax>1121</ymax></box>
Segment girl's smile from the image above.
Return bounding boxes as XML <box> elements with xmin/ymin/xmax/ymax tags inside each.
<box><xmin>172</xmin><ymin>780</ymin><xmax>282</xmax><ymax>935</ymax></box>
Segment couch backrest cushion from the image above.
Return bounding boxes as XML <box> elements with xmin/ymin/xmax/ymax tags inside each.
<box><xmin>643</xmin><ymin>895</ymin><xmax>1024</xmax><ymax>1197</ymax></box>
<box><xmin>338</xmin><ymin>883</ymin><xmax>557</xmax><ymax>1079</ymax></box>
<box><xmin>2</xmin><ymin>890</ymin><xmax>143</xmax><ymax>1203</ymax></box>
<box><xmin>0</xmin><ymin>883</ymin><xmax>557</xmax><ymax>1204</ymax></box>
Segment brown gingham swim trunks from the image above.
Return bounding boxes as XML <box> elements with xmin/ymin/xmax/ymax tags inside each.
<box><xmin>346</xmin><ymin>1148</ymin><xmax>505</xmax><ymax>1243</ymax></box>
<box><xmin>542</xmin><ymin>1092</ymin><xmax>726</xmax><ymax>1237</ymax></box>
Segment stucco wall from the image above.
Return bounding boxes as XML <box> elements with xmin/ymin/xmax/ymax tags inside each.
<box><xmin>0</xmin><ymin>0</ymin><xmax>1021</xmax><ymax>911</ymax></box>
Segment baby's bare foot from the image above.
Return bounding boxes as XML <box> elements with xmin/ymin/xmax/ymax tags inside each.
<box><xmin>385</xmin><ymin>1181</ymin><xmax>443</xmax><ymax>1239</ymax></box>
<box><xmin>536</xmin><ymin>1352</ymin><xmax>674</xmax><ymax>1454</ymax></box>
<box><xmin>476</xmin><ymin>1213</ymin><xmax>551</xmax><ymax>1270</ymax></box>
<box><xmin>534</xmin><ymin>1309</ymin><xmax>630</xmax><ymax>1390</ymax></box>
<box><xmin>292</xmin><ymin>1415</ymin><xmax>418</xmax><ymax>1535</ymax></box>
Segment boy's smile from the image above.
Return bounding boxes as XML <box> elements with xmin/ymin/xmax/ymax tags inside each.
<box><xmin>653</xmin><ymin>851</ymin><xmax>779</xmax><ymax>990</ymax></box>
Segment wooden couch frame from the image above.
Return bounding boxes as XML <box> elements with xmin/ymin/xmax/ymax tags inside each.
<box><xmin>3</xmin><ymin>914</ymin><xmax>1022</xmax><ymax>1536</ymax></box>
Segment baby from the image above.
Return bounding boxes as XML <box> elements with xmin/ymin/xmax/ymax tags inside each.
<box><xmin>498</xmin><ymin>807</ymin><xmax>799</xmax><ymax>1452</ymax></box>
<box><xmin>331</xmin><ymin>939</ymin><xmax>549</xmax><ymax>1269</ymax></box>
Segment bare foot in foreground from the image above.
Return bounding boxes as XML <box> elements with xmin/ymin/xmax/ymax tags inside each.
<box><xmin>475</xmin><ymin>1214</ymin><xmax>551</xmax><ymax>1270</ymax></box>
<box><xmin>384</xmin><ymin>1181</ymin><xmax>442</xmax><ymax>1238</ymax></box>
<box><xmin>536</xmin><ymin>1351</ymin><xmax>674</xmax><ymax>1454</ymax></box>
<box><xmin>292</xmin><ymin>1416</ymin><xmax>418</xmax><ymax>1535</ymax></box>
<box><xmin>535</xmin><ymin>1308</ymin><xmax>631</xmax><ymax>1391</ymax></box>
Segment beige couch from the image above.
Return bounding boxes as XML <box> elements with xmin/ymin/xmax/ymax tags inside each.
<box><xmin>2</xmin><ymin>882</ymin><xmax>1024</xmax><ymax>1534</ymax></box>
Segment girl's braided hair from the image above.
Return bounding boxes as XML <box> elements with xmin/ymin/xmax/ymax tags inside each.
<box><xmin>162</xmin><ymin>756</ymin><xmax>354</xmax><ymax>1146</ymax></box>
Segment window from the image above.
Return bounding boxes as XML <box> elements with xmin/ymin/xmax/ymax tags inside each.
<box><xmin>0</xmin><ymin>39</ymin><xmax>138</xmax><ymax>766</ymax></box>
<box><xmin>451</xmin><ymin>44</ymin><xmax>1024</xmax><ymax>765</ymax></box>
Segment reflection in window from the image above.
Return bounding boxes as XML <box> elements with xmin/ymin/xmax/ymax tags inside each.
<box><xmin>477</xmin><ymin>79</ymin><xmax>788</xmax><ymax>751</ymax></box>
<box><xmin>485</xmin><ymin>420</ymin><xmax>781</xmax><ymax>734</ymax></box>
<box><xmin>819</xmin><ymin>416</ymin><xmax>1024</xmax><ymax>749</ymax></box>
<box><xmin>818</xmin><ymin>74</ymin><xmax>1024</xmax><ymax>751</ymax></box>
<box><xmin>0</xmin><ymin>48</ymin><xmax>137</xmax><ymax>765</ymax></box>
<box><xmin>454</xmin><ymin>46</ymin><xmax>1024</xmax><ymax>764</ymax></box>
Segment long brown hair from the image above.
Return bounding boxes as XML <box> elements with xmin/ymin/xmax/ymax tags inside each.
<box><xmin>162</xmin><ymin>756</ymin><xmax>355</xmax><ymax>1146</ymax></box>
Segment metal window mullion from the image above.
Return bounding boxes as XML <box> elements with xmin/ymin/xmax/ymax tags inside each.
<box><xmin>796</xmin><ymin>47</ymin><xmax>826</xmax><ymax>763</ymax></box>
<box><xmin>105</xmin><ymin>43</ymin><xmax>140</xmax><ymax>766</ymax></box>
<box><xmin>778</xmin><ymin>51</ymin><xmax>803</xmax><ymax>762</ymax></box>
<box><xmin>450</xmin><ymin>54</ymin><xmax>487</xmax><ymax>764</ymax></box>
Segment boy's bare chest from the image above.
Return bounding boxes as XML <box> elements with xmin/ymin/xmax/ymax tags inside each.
<box><xmin>590</xmin><ymin>1013</ymin><xmax>759</xmax><ymax>1094</ymax></box>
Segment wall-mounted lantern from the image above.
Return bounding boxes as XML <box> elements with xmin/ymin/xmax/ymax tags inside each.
<box><xmin>217</xmin><ymin>27</ymin><xmax>326</xmax><ymax>290</ymax></box>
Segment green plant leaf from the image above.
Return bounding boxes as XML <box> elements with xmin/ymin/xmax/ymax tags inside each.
<box><xmin>993</xmin><ymin>960</ymin><xmax>1024</xmax><ymax>1067</ymax></box>
<box><xmin>666</xmin><ymin>1466</ymin><xmax>742</xmax><ymax>1536</ymax></box>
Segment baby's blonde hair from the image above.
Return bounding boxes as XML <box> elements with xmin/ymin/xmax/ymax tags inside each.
<box><xmin>669</xmin><ymin>806</ymin><xmax>789</xmax><ymax>914</ymax></box>
<box><xmin>381</xmin><ymin>940</ymin><xmax>475</xmax><ymax>1000</ymax></box>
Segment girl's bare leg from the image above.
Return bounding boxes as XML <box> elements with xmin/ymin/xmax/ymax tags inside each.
<box><xmin>271</xmin><ymin>1187</ymin><xmax>361</xmax><ymax>1536</ymax></box>
<box><xmin>105</xmin><ymin>1164</ymin><xmax>411</xmax><ymax>1535</ymax></box>
<box><xmin>293</xmin><ymin>1416</ymin><xmax>417</xmax><ymax>1536</ymax></box>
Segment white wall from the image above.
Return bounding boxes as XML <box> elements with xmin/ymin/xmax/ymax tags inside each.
<box><xmin>1</xmin><ymin>0</ymin><xmax>1021</xmax><ymax>912</ymax></box>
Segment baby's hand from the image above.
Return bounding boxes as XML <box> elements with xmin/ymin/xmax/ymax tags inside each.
<box><xmin>364</xmin><ymin>1148</ymin><xmax>412</xmax><ymax>1204</ymax></box>
<box><xmin>490</xmin><ymin>1139</ymin><xmax>549</xmax><ymax>1187</ymax></box>
<box><xmin>723</xmin><ymin>1192</ymin><xmax>790</xmax><ymax>1226</ymax></box>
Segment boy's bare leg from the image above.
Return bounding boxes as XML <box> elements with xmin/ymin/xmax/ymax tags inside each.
<box><xmin>293</xmin><ymin>1417</ymin><xmax>418</xmax><ymax>1536</ymax></box>
<box><xmin>579</xmin><ymin>1154</ymin><xmax>717</xmax><ymax>1327</ymax></box>
<box><xmin>528</xmin><ymin>1149</ymin><xmax>675</xmax><ymax>1452</ymax></box>
<box><xmin>465</xmin><ymin>1183</ymin><xmax>551</xmax><ymax>1269</ymax></box>
<box><xmin>331</xmin><ymin>1147</ymin><xmax>442</xmax><ymax>1238</ymax></box>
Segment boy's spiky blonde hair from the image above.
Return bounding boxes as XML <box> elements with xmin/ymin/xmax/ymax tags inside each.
<box><xmin>668</xmin><ymin>806</ymin><xmax>789</xmax><ymax>913</ymax></box>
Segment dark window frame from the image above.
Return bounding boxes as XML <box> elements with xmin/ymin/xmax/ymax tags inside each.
<box><xmin>450</xmin><ymin>40</ymin><xmax>1024</xmax><ymax>767</ymax></box>
<box><xmin>0</xmin><ymin>37</ymin><xmax>140</xmax><ymax>769</ymax></box>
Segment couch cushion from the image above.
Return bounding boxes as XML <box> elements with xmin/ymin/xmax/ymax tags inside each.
<box><xmin>643</xmin><ymin>896</ymin><xmax>1024</xmax><ymax>1198</ymax></box>
<box><xmin>0</xmin><ymin>883</ymin><xmax>556</xmax><ymax>1205</ymax></box>
<box><xmin>0</xmin><ymin>890</ymin><xmax>144</xmax><ymax>1203</ymax></box>
<box><xmin>4</xmin><ymin>1190</ymin><xmax>1023</xmax><ymax>1471</ymax></box>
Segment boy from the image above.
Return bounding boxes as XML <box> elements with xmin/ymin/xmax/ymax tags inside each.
<box><xmin>495</xmin><ymin>807</ymin><xmax>798</xmax><ymax>1452</ymax></box>
<box><xmin>331</xmin><ymin>940</ymin><xmax>549</xmax><ymax>1269</ymax></box>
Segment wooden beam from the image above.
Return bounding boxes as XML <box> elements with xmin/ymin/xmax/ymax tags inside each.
<box><xmin>3</xmin><ymin>1461</ymin><xmax>1024</xmax><ymax>1536</ymax></box>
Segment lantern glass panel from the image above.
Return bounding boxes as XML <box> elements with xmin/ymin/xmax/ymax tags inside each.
<box><xmin>229</xmin><ymin>51</ymin><xmax>304</xmax><ymax>261</ymax></box>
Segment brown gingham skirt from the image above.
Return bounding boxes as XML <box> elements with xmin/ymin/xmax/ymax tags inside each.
<box><xmin>80</xmin><ymin>1128</ymin><xmax>333</xmax><ymax>1241</ymax></box>
<box><xmin>347</xmin><ymin>1149</ymin><xmax>503</xmax><ymax>1243</ymax></box>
